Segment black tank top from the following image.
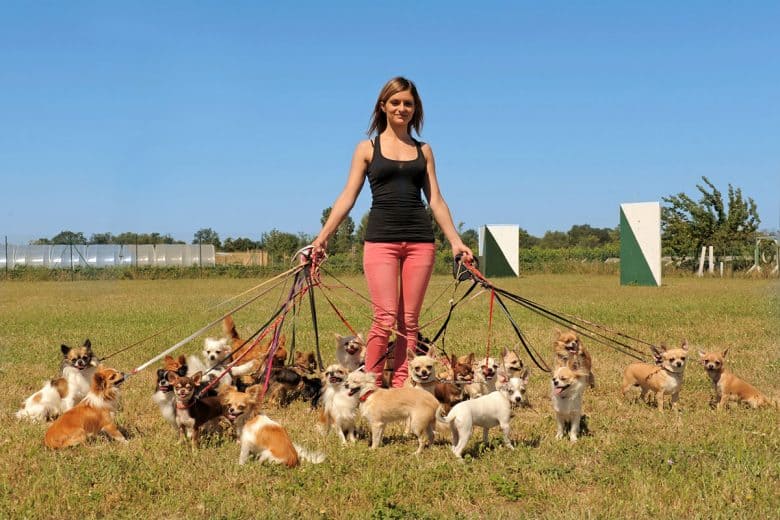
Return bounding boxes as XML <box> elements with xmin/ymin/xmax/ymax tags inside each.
<box><xmin>364</xmin><ymin>136</ymin><xmax>435</xmax><ymax>243</ymax></box>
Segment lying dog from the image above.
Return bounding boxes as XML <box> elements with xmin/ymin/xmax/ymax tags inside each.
<box><xmin>44</xmin><ymin>366</ymin><xmax>127</xmax><ymax>449</ymax></box>
<box><xmin>621</xmin><ymin>341</ymin><xmax>688</xmax><ymax>411</ymax></box>
<box><xmin>335</xmin><ymin>333</ymin><xmax>365</xmax><ymax>372</ymax></box>
<box><xmin>223</xmin><ymin>315</ymin><xmax>287</xmax><ymax>386</ymax></box>
<box><xmin>239</xmin><ymin>414</ymin><xmax>325</xmax><ymax>466</ymax></box>
<box><xmin>699</xmin><ymin>349</ymin><xmax>778</xmax><ymax>410</ymax></box>
<box><xmin>17</xmin><ymin>340</ymin><xmax>98</xmax><ymax>422</ymax></box>
<box><xmin>151</xmin><ymin>355</ymin><xmax>188</xmax><ymax>429</ymax></box>
<box><xmin>554</xmin><ymin>330</ymin><xmax>594</xmax><ymax>388</ymax></box>
<box><xmin>551</xmin><ymin>360</ymin><xmax>589</xmax><ymax>442</ymax></box>
<box><xmin>437</xmin><ymin>375</ymin><xmax>527</xmax><ymax>459</ymax></box>
<box><xmin>346</xmin><ymin>369</ymin><xmax>438</xmax><ymax>454</ymax></box>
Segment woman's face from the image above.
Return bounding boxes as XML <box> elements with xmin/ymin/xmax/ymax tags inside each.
<box><xmin>382</xmin><ymin>90</ymin><xmax>415</xmax><ymax>127</ymax></box>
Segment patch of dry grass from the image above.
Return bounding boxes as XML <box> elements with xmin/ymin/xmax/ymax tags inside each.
<box><xmin>1</xmin><ymin>275</ymin><xmax>778</xmax><ymax>519</ymax></box>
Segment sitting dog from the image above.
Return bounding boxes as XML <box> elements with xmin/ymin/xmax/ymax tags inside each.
<box><xmin>44</xmin><ymin>366</ymin><xmax>127</xmax><ymax>449</ymax></box>
<box><xmin>318</xmin><ymin>364</ymin><xmax>360</xmax><ymax>443</ymax></box>
<box><xmin>551</xmin><ymin>359</ymin><xmax>590</xmax><ymax>442</ymax></box>
<box><xmin>346</xmin><ymin>369</ymin><xmax>439</xmax><ymax>454</ymax></box>
<box><xmin>554</xmin><ymin>330</ymin><xmax>595</xmax><ymax>388</ymax></box>
<box><xmin>621</xmin><ymin>341</ymin><xmax>689</xmax><ymax>411</ymax></box>
<box><xmin>151</xmin><ymin>355</ymin><xmax>188</xmax><ymax>429</ymax></box>
<box><xmin>17</xmin><ymin>340</ymin><xmax>98</xmax><ymax>422</ymax></box>
<box><xmin>239</xmin><ymin>413</ymin><xmax>325</xmax><ymax>466</ymax></box>
<box><xmin>169</xmin><ymin>371</ymin><xmax>224</xmax><ymax>449</ymax></box>
<box><xmin>434</xmin><ymin>354</ymin><xmax>474</xmax><ymax>414</ymax></box>
<box><xmin>335</xmin><ymin>333</ymin><xmax>365</xmax><ymax>372</ymax></box>
<box><xmin>699</xmin><ymin>349</ymin><xmax>778</xmax><ymax>410</ymax></box>
<box><xmin>498</xmin><ymin>347</ymin><xmax>526</xmax><ymax>380</ymax></box>
<box><xmin>464</xmin><ymin>356</ymin><xmax>499</xmax><ymax>399</ymax></box>
<box><xmin>437</xmin><ymin>375</ymin><xmax>528</xmax><ymax>459</ymax></box>
<box><xmin>219</xmin><ymin>384</ymin><xmax>262</xmax><ymax>439</ymax></box>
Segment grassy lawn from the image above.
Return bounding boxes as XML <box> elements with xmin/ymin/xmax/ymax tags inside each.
<box><xmin>1</xmin><ymin>274</ymin><xmax>778</xmax><ymax>519</ymax></box>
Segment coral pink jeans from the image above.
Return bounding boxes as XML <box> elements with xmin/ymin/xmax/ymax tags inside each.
<box><xmin>362</xmin><ymin>241</ymin><xmax>436</xmax><ymax>388</ymax></box>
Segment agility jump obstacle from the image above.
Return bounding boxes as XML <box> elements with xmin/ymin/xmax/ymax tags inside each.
<box><xmin>478</xmin><ymin>224</ymin><xmax>519</xmax><ymax>277</ymax></box>
<box><xmin>619</xmin><ymin>202</ymin><xmax>661</xmax><ymax>286</ymax></box>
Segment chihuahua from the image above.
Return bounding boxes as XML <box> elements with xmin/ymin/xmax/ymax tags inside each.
<box><xmin>622</xmin><ymin>341</ymin><xmax>688</xmax><ymax>411</ymax></box>
<box><xmin>699</xmin><ymin>349</ymin><xmax>778</xmax><ymax>410</ymax></box>
<box><xmin>346</xmin><ymin>369</ymin><xmax>439</xmax><ymax>454</ymax></box>
<box><xmin>44</xmin><ymin>366</ymin><xmax>127</xmax><ymax>449</ymax></box>
<box><xmin>551</xmin><ymin>360</ymin><xmax>590</xmax><ymax>442</ymax></box>
<box><xmin>437</xmin><ymin>374</ymin><xmax>528</xmax><ymax>458</ymax></box>
<box><xmin>169</xmin><ymin>371</ymin><xmax>224</xmax><ymax>449</ymax></box>
<box><xmin>554</xmin><ymin>330</ymin><xmax>595</xmax><ymax>388</ymax></box>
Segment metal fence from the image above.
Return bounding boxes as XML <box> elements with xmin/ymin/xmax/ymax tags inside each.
<box><xmin>0</xmin><ymin>244</ymin><xmax>216</xmax><ymax>269</ymax></box>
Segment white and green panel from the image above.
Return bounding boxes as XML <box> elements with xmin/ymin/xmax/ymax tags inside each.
<box><xmin>620</xmin><ymin>202</ymin><xmax>661</xmax><ymax>286</ymax></box>
<box><xmin>478</xmin><ymin>225</ymin><xmax>519</xmax><ymax>277</ymax></box>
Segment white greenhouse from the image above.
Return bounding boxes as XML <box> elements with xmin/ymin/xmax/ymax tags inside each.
<box><xmin>0</xmin><ymin>244</ymin><xmax>216</xmax><ymax>269</ymax></box>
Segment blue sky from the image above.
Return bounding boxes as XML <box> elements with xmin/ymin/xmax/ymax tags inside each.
<box><xmin>2</xmin><ymin>1</ymin><xmax>778</xmax><ymax>244</ymax></box>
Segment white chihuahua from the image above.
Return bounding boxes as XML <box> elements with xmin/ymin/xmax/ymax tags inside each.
<box><xmin>437</xmin><ymin>374</ymin><xmax>528</xmax><ymax>459</ymax></box>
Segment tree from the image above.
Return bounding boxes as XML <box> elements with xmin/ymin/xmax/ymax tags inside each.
<box><xmin>320</xmin><ymin>207</ymin><xmax>355</xmax><ymax>254</ymax></box>
<box><xmin>51</xmin><ymin>231</ymin><xmax>87</xmax><ymax>244</ymax></box>
<box><xmin>662</xmin><ymin>176</ymin><xmax>760</xmax><ymax>262</ymax></box>
<box><xmin>355</xmin><ymin>212</ymin><xmax>370</xmax><ymax>245</ymax></box>
<box><xmin>518</xmin><ymin>228</ymin><xmax>540</xmax><ymax>249</ymax></box>
<box><xmin>89</xmin><ymin>232</ymin><xmax>115</xmax><ymax>244</ymax></box>
<box><xmin>193</xmin><ymin>228</ymin><xmax>221</xmax><ymax>249</ymax></box>
<box><xmin>260</xmin><ymin>229</ymin><xmax>302</xmax><ymax>262</ymax></box>
<box><xmin>538</xmin><ymin>230</ymin><xmax>569</xmax><ymax>249</ymax></box>
<box><xmin>460</xmin><ymin>227</ymin><xmax>478</xmax><ymax>251</ymax></box>
<box><xmin>568</xmin><ymin>224</ymin><xmax>613</xmax><ymax>247</ymax></box>
<box><xmin>223</xmin><ymin>237</ymin><xmax>260</xmax><ymax>252</ymax></box>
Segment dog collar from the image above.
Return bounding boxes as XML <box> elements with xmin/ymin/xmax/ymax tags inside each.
<box><xmin>175</xmin><ymin>397</ymin><xmax>196</xmax><ymax>409</ymax></box>
<box><xmin>359</xmin><ymin>389</ymin><xmax>375</xmax><ymax>402</ymax></box>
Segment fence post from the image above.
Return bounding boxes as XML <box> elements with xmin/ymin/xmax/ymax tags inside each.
<box><xmin>4</xmin><ymin>235</ymin><xmax>7</xmax><ymax>280</ymax></box>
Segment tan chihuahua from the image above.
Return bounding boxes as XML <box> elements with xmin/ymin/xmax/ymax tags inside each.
<box><xmin>621</xmin><ymin>340</ymin><xmax>688</xmax><ymax>411</ymax></box>
<box><xmin>699</xmin><ymin>349</ymin><xmax>778</xmax><ymax>410</ymax></box>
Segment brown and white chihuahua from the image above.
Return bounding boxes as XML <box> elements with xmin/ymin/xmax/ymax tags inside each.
<box><xmin>169</xmin><ymin>371</ymin><xmax>224</xmax><ymax>449</ymax></box>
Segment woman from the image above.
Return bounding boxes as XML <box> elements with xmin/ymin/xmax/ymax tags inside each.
<box><xmin>312</xmin><ymin>77</ymin><xmax>473</xmax><ymax>387</ymax></box>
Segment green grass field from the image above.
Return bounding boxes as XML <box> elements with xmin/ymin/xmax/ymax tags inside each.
<box><xmin>1</xmin><ymin>274</ymin><xmax>778</xmax><ymax>519</ymax></box>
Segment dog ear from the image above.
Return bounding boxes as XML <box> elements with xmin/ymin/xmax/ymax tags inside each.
<box><xmin>698</xmin><ymin>350</ymin><xmax>706</xmax><ymax>359</ymax></box>
<box><xmin>166</xmin><ymin>371</ymin><xmax>179</xmax><ymax>383</ymax></box>
<box><xmin>177</xmin><ymin>355</ymin><xmax>187</xmax><ymax>366</ymax></box>
<box><xmin>83</xmin><ymin>339</ymin><xmax>92</xmax><ymax>349</ymax></box>
<box><xmin>722</xmin><ymin>348</ymin><xmax>729</xmax><ymax>358</ymax></box>
<box><xmin>93</xmin><ymin>370</ymin><xmax>106</xmax><ymax>391</ymax></box>
<box><xmin>61</xmin><ymin>344</ymin><xmax>71</xmax><ymax>355</ymax></box>
<box><xmin>191</xmin><ymin>372</ymin><xmax>203</xmax><ymax>385</ymax></box>
<box><xmin>501</xmin><ymin>346</ymin><xmax>508</xmax><ymax>357</ymax></box>
<box><xmin>467</xmin><ymin>352</ymin><xmax>475</xmax><ymax>364</ymax></box>
<box><xmin>680</xmin><ymin>339</ymin><xmax>688</xmax><ymax>351</ymax></box>
<box><xmin>357</xmin><ymin>333</ymin><xmax>365</xmax><ymax>343</ymax></box>
<box><xmin>334</xmin><ymin>333</ymin><xmax>343</xmax><ymax>343</ymax></box>
<box><xmin>407</xmin><ymin>349</ymin><xmax>416</xmax><ymax>361</ymax></box>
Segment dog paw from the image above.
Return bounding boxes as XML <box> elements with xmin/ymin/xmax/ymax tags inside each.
<box><xmin>555</xmin><ymin>433</ymin><xmax>564</xmax><ymax>440</ymax></box>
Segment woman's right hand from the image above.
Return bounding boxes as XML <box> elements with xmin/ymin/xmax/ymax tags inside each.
<box><xmin>310</xmin><ymin>237</ymin><xmax>328</xmax><ymax>261</ymax></box>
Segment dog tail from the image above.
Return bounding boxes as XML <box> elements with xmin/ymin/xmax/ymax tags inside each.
<box><xmin>293</xmin><ymin>443</ymin><xmax>325</xmax><ymax>464</ymax></box>
<box><xmin>186</xmin><ymin>355</ymin><xmax>208</xmax><ymax>377</ymax></box>
<box><xmin>435</xmin><ymin>404</ymin><xmax>452</xmax><ymax>424</ymax></box>
<box><xmin>223</xmin><ymin>315</ymin><xmax>240</xmax><ymax>341</ymax></box>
